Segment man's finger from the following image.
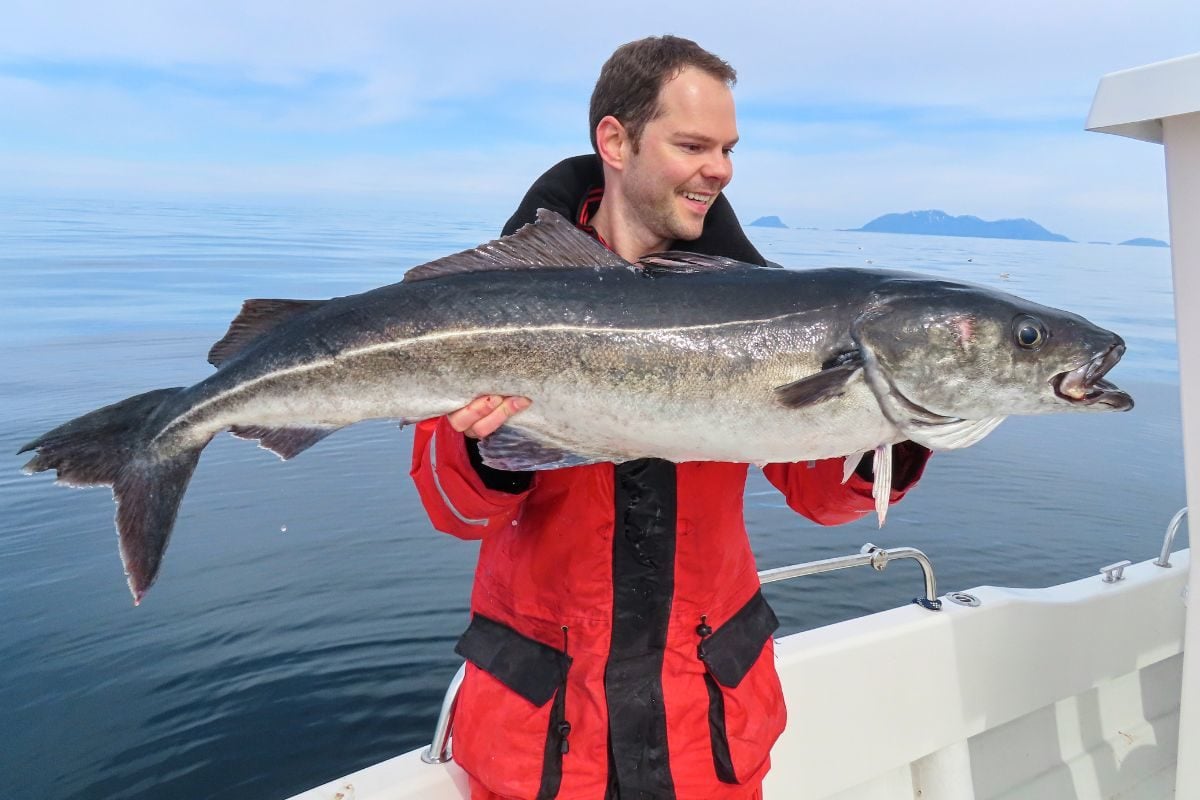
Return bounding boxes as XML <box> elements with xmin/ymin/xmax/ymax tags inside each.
<box><xmin>447</xmin><ymin>395</ymin><xmax>503</xmax><ymax>434</ymax></box>
<box><xmin>467</xmin><ymin>396</ymin><xmax>531</xmax><ymax>439</ymax></box>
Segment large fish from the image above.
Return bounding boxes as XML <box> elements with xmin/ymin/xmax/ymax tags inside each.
<box><xmin>20</xmin><ymin>210</ymin><xmax>1132</xmax><ymax>603</ymax></box>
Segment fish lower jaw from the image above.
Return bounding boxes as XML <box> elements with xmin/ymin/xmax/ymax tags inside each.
<box><xmin>1049</xmin><ymin>342</ymin><xmax>1132</xmax><ymax>410</ymax></box>
<box><xmin>1051</xmin><ymin>375</ymin><xmax>1133</xmax><ymax>409</ymax></box>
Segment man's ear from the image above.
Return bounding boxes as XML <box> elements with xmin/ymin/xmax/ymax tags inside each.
<box><xmin>595</xmin><ymin>115</ymin><xmax>629</xmax><ymax>171</ymax></box>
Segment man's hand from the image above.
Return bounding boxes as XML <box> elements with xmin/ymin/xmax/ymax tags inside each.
<box><xmin>447</xmin><ymin>395</ymin><xmax>531</xmax><ymax>439</ymax></box>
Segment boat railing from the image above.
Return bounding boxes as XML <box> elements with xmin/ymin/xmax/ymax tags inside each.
<box><xmin>1155</xmin><ymin>507</ymin><xmax>1189</xmax><ymax>567</ymax></box>
<box><xmin>420</xmin><ymin>541</ymin><xmax>941</xmax><ymax>765</ymax></box>
<box><xmin>421</xmin><ymin>662</ymin><xmax>466</xmax><ymax>765</ymax></box>
<box><xmin>758</xmin><ymin>542</ymin><xmax>943</xmax><ymax>611</ymax></box>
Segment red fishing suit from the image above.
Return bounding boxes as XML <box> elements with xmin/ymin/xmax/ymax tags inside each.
<box><xmin>410</xmin><ymin>156</ymin><xmax>929</xmax><ymax>800</ymax></box>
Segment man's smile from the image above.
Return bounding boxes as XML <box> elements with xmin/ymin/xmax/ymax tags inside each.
<box><xmin>681</xmin><ymin>190</ymin><xmax>715</xmax><ymax>211</ymax></box>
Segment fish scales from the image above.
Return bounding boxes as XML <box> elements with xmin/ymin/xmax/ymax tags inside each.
<box><xmin>159</xmin><ymin>267</ymin><xmax>863</xmax><ymax>452</ymax></box>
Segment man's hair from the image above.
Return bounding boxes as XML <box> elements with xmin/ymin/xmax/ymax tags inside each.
<box><xmin>589</xmin><ymin>35</ymin><xmax>736</xmax><ymax>154</ymax></box>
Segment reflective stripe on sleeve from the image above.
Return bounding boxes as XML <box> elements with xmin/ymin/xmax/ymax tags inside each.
<box><xmin>430</xmin><ymin>428</ymin><xmax>490</xmax><ymax>527</ymax></box>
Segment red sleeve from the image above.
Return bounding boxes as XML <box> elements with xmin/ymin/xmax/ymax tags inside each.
<box><xmin>762</xmin><ymin>444</ymin><xmax>931</xmax><ymax>526</ymax></box>
<box><xmin>409</xmin><ymin>417</ymin><xmax>531</xmax><ymax>540</ymax></box>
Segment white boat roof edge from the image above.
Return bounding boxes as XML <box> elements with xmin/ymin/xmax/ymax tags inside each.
<box><xmin>1088</xmin><ymin>50</ymin><xmax>1200</xmax><ymax>798</ymax></box>
<box><xmin>1086</xmin><ymin>52</ymin><xmax>1200</xmax><ymax>143</ymax></box>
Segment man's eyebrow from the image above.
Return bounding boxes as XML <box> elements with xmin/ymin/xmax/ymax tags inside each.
<box><xmin>673</xmin><ymin>130</ymin><xmax>740</xmax><ymax>147</ymax></box>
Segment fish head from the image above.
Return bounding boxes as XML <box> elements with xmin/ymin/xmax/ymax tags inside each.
<box><xmin>853</xmin><ymin>278</ymin><xmax>1132</xmax><ymax>447</ymax></box>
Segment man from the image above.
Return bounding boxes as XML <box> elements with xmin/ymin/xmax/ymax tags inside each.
<box><xmin>410</xmin><ymin>36</ymin><xmax>929</xmax><ymax>800</ymax></box>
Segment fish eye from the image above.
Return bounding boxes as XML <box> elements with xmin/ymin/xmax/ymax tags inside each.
<box><xmin>1013</xmin><ymin>316</ymin><xmax>1046</xmax><ymax>349</ymax></box>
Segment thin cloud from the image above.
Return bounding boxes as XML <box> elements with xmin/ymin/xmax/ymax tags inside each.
<box><xmin>1</xmin><ymin>0</ymin><xmax>1194</xmax><ymax>241</ymax></box>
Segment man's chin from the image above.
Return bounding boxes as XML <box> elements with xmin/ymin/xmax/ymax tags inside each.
<box><xmin>668</xmin><ymin>214</ymin><xmax>707</xmax><ymax>243</ymax></box>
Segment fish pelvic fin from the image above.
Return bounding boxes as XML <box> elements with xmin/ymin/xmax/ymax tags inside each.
<box><xmin>872</xmin><ymin>443</ymin><xmax>893</xmax><ymax>527</ymax></box>
<box><xmin>19</xmin><ymin>387</ymin><xmax>208</xmax><ymax>604</ymax></box>
<box><xmin>774</xmin><ymin>351</ymin><xmax>864</xmax><ymax>408</ymax></box>
<box><xmin>208</xmin><ymin>299</ymin><xmax>325</xmax><ymax>367</ymax></box>
<box><xmin>230</xmin><ymin>424</ymin><xmax>341</xmax><ymax>460</ymax></box>
<box><xmin>403</xmin><ymin>209</ymin><xmax>629</xmax><ymax>282</ymax></box>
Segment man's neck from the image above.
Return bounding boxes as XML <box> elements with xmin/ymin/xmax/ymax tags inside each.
<box><xmin>589</xmin><ymin>195</ymin><xmax>670</xmax><ymax>262</ymax></box>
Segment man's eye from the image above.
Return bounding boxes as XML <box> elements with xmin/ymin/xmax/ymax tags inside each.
<box><xmin>680</xmin><ymin>143</ymin><xmax>702</xmax><ymax>153</ymax></box>
<box><xmin>723</xmin><ymin>147</ymin><xmax>735</xmax><ymax>156</ymax></box>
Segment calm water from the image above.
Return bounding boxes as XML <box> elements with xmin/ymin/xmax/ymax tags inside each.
<box><xmin>0</xmin><ymin>197</ymin><xmax>1188</xmax><ymax>799</ymax></box>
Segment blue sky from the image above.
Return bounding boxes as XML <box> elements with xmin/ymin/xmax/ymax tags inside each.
<box><xmin>2</xmin><ymin>1</ymin><xmax>1197</xmax><ymax>241</ymax></box>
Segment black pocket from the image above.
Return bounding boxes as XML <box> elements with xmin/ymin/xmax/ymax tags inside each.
<box><xmin>456</xmin><ymin>613</ymin><xmax>570</xmax><ymax>705</ymax></box>
<box><xmin>455</xmin><ymin>614</ymin><xmax>573</xmax><ymax>799</ymax></box>
<box><xmin>697</xmin><ymin>591</ymin><xmax>781</xmax><ymax>783</ymax></box>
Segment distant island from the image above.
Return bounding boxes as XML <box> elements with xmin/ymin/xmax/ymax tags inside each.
<box><xmin>749</xmin><ymin>215</ymin><xmax>788</xmax><ymax>228</ymax></box>
<box><xmin>855</xmin><ymin>210</ymin><xmax>1070</xmax><ymax>242</ymax></box>
<box><xmin>1119</xmin><ymin>237</ymin><xmax>1169</xmax><ymax>248</ymax></box>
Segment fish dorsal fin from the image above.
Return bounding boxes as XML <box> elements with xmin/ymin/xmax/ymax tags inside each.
<box><xmin>636</xmin><ymin>251</ymin><xmax>756</xmax><ymax>274</ymax></box>
<box><xmin>403</xmin><ymin>209</ymin><xmax>629</xmax><ymax>283</ymax></box>
<box><xmin>208</xmin><ymin>299</ymin><xmax>325</xmax><ymax>367</ymax></box>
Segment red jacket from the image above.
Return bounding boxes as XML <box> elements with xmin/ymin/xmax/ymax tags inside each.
<box><xmin>410</xmin><ymin>157</ymin><xmax>928</xmax><ymax>799</ymax></box>
<box><xmin>412</xmin><ymin>427</ymin><xmax>924</xmax><ymax>800</ymax></box>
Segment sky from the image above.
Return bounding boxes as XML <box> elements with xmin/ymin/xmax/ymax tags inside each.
<box><xmin>2</xmin><ymin>1</ymin><xmax>1197</xmax><ymax>242</ymax></box>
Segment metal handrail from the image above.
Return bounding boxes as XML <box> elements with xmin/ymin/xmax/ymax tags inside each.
<box><xmin>422</xmin><ymin>542</ymin><xmax>942</xmax><ymax>764</ymax></box>
<box><xmin>421</xmin><ymin>662</ymin><xmax>466</xmax><ymax>764</ymax></box>
<box><xmin>1155</xmin><ymin>507</ymin><xmax>1189</xmax><ymax>567</ymax></box>
<box><xmin>758</xmin><ymin>543</ymin><xmax>942</xmax><ymax>611</ymax></box>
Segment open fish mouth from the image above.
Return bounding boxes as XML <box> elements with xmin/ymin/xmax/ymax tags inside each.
<box><xmin>1052</xmin><ymin>344</ymin><xmax>1134</xmax><ymax>410</ymax></box>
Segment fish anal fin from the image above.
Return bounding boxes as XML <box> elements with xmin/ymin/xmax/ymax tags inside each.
<box><xmin>208</xmin><ymin>299</ymin><xmax>325</xmax><ymax>367</ymax></box>
<box><xmin>402</xmin><ymin>209</ymin><xmax>629</xmax><ymax>282</ymax></box>
<box><xmin>230</xmin><ymin>424</ymin><xmax>339</xmax><ymax>460</ymax></box>
<box><xmin>774</xmin><ymin>352</ymin><xmax>864</xmax><ymax>409</ymax></box>
<box><xmin>478</xmin><ymin>425</ymin><xmax>607</xmax><ymax>471</ymax></box>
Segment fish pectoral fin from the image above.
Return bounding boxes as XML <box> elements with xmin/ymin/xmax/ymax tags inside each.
<box><xmin>402</xmin><ymin>209</ymin><xmax>630</xmax><ymax>282</ymax></box>
<box><xmin>477</xmin><ymin>426</ymin><xmax>608</xmax><ymax>471</ymax></box>
<box><xmin>774</xmin><ymin>352</ymin><xmax>864</xmax><ymax>408</ymax></box>
<box><xmin>230</xmin><ymin>424</ymin><xmax>342</xmax><ymax>460</ymax></box>
<box><xmin>209</xmin><ymin>299</ymin><xmax>326</xmax><ymax>367</ymax></box>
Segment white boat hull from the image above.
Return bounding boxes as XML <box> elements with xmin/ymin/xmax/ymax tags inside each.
<box><xmin>290</xmin><ymin>549</ymin><xmax>1188</xmax><ymax>800</ymax></box>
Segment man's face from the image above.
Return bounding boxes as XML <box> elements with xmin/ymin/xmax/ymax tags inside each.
<box><xmin>621</xmin><ymin>66</ymin><xmax>739</xmax><ymax>245</ymax></box>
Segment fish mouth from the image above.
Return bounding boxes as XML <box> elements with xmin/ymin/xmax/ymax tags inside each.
<box><xmin>1051</xmin><ymin>343</ymin><xmax>1134</xmax><ymax>410</ymax></box>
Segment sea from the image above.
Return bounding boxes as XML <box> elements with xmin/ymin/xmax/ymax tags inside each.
<box><xmin>0</xmin><ymin>196</ymin><xmax>1187</xmax><ymax>799</ymax></box>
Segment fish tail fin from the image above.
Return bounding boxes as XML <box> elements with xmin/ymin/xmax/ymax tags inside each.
<box><xmin>19</xmin><ymin>387</ymin><xmax>205</xmax><ymax>604</ymax></box>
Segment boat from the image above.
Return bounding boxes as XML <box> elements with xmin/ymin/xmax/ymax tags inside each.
<box><xmin>289</xmin><ymin>53</ymin><xmax>1200</xmax><ymax>800</ymax></box>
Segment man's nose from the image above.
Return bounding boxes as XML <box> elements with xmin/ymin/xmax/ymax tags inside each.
<box><xmin>701</xmin><ymin>149</ymin><xmax>733</xmax><ymax>185</ymax></box>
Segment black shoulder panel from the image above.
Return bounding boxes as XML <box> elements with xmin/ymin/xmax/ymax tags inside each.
<box><xmin>503</xmin><ymin>154</ymin><xmax>603</xmax><ymax>235</ymax></box>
